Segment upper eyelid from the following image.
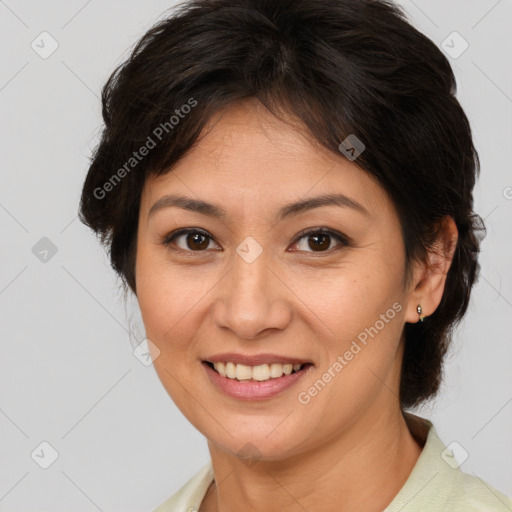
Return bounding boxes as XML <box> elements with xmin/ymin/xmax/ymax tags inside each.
<box><xmin>292</xmin><ymin>227</ymin><xmax>349</xmax><ymax>245</ymax></box>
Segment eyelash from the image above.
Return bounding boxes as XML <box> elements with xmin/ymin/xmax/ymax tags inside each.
<box><xmin>159</xmin><ymin>227</ymin><xmax>350</xmax><ymax>256</ymax></box>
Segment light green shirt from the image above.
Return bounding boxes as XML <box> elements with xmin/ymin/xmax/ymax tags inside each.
<box><xmin>153</xmin><ymin>415</ymin><xmax>512</xmax><ymax>511</ymax></box>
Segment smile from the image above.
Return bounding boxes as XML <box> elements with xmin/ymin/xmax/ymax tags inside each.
<box><xmin>202</xmin><ymin>360</ymin><xmax>314</xmax><ymax>400</ymax></box>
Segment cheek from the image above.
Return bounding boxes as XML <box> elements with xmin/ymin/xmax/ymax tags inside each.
<box><xmin>135</xmin><ymin>248</ymin><xmax>205</xmax><ymax>409</ymax></box>
<box><xmin>135</xmin><ymin>243</ymin><xmax>184</xmax><ymax>343</ymax></box>
<box><xmin>288</xmin><ymin>254</ymin><xmax>404</xmax><ymax>339</ymax></box>
<box><xmin>295</xmin><ymin>291</ymin><xmax>405</xmax><ymax>429</ymax></box>
<box><xmin>135</xmin><ymin>244</ymin><xmax>217</xmax><ymax>353</ymax></box>
<box><xmin>289</xmin><ymin>255</ymin><xmax>406</xmax><ymax>393</ymax></box>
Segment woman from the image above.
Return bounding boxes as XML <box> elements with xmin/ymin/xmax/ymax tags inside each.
<box><xmin>79</xmin><ymin>0</ymin><xmax>512</xmax><ymax>510</ymax></box>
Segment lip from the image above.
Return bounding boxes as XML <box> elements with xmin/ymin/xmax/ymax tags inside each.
<box><xmin>202</xmin><ymin>361</ymin><xmax>314</xmax><ymax>401</ymax></box>
<box><xmin>203</xmin><ymin>352</ymin><xmax>313</xmax><ymax>366</ymax></box>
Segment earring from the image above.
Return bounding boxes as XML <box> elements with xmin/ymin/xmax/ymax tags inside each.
<box><xmin>417</xmin><ymin>304</ymin><xmax>425</xmax><ymax>322</ymax></box>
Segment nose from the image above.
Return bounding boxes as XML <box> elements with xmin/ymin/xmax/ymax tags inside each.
<box><xmin>212</xmin><ymin>244</ymin><xmax>292</xmax><ymax>340</ymax></box>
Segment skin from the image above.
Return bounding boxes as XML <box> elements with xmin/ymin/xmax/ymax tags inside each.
<box><xmin>135</xmin><ymin>98</ymin><xmax>458</xmax><ymax>512</ymax></box>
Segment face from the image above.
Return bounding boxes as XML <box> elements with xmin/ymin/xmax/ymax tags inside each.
<box><xmin>135</xmin><ymin>99</ymin><xmax>416</xmax><ymax>461</ymax></box>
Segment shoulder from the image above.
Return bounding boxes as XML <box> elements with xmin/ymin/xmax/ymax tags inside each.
<box><xmin>151</xmin><ymin>461</ymin><xmax>214</xmax><ymax>512</ymax></box>
<box><xmin>386</xmin><ymin>413</ymin><xmax>512</xmax><ymax>512</ymax></box>
<box><xmin>445</xmin><ymin>469</ymin><xmax>512</xmax><ymax>511</ymax></box>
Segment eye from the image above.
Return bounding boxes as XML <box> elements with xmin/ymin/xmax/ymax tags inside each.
<box><xmin>160</xmin><ymin>228</ymin><xmax>219</xmax><ymax>252</ymax></box>
<box><xmin>160</xmin><ymin>227</ymin><xmax>350</xmax><ymax>255</ymax></box>
<box><xmin>289</xmin><ymin>228</ymin><xmax>349</xmax><ymax>254</ymax></box>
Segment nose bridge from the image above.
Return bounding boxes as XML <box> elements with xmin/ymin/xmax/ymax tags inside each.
<box><xmin>232</xmin><ymin>239</ymin><xmax>270</xmax><ymax>299</ymax></box>
<box><xmin>212</xmin><ymin>236</ymin><xmax>291</xmax><ymax>338</ymax></box>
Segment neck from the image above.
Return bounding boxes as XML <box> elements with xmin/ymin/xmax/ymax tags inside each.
<box><xmin>202</xmin><ymin>406</ymin><xmax>423</xmax><ymax>512</ymax></box>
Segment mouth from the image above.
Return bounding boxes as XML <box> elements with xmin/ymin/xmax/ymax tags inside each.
<box><xmin>202</xmin><ymin>360</ymin><xmax>314</xmax><ymax>382</ymax></box>
<box><xmin>201</xmin><ymin>359</ymin><xmax>314</xmax><ymax>400</ymax></box>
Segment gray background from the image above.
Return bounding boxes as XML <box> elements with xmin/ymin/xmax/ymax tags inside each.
<box><xmin>1</xmin><ymin>1</ymin><xmax>511</xmax><ymax>510</ymax></box>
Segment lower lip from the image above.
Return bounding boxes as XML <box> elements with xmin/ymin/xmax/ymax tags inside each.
<box><xmin>202</xmin><ymin>362</ymin><xmax>313</xmax><ymax>400</ymax></box>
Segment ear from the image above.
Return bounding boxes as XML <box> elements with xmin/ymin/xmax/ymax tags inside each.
<box><xmin>404</xmin><ymin>216</ymin><xmax>458</xmax><ymax>323</ymax></box>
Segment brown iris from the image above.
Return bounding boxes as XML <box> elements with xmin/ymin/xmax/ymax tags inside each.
<box><xmin>308</xmin><ymin>233</ymin><xmax>331</xmax><ymax>252</ymax></box>
<box><xmin>186</xmin><ymin>232</ymin><xmax>210</xmax><ymax>250</ymax></box>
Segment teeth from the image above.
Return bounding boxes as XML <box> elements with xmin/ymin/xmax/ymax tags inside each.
<box><xmin>252</xmin><ymin>364</ymin><xmax>270</xmax><ymax>381</ymax></box>
<box><xmin>212</xmin><ymin>362</ymin><xmax>304</xmax><ymax>381</ymax></box>
<box><xmin>225</xmin><ymin>362</ymin><xmax>236</xmax><ymax>379</ymax></box>
<box><xmin>235</xmin><ymin>364</ymin><xmax>252</xmax><ymax>380</ymax></box>
<box><xmin>215</xmin><ymin>362</ymin><xmax>227</xmax><ymax>377</ymax></box>
<box><xmin>270</xmin><ymin>363</ymin><xmax>284</xmax><ymax>378</ymax></box>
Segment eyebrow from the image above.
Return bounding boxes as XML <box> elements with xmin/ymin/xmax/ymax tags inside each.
<box><xmin>148</xmin><ymin>192</ymin><xmax>369</xmax><ymax>222</ymax></box>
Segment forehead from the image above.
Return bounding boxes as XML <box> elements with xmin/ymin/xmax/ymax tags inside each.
<box><xmin>183</xmin><ymin>99</ymin><xmax>337</xmax><ymax>178</ymax></box>
<box><xmin>141</xmin><ymin>99</ymin><xmax>390</xmax><ymax>220</ymax></box>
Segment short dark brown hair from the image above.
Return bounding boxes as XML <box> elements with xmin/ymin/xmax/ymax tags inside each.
<box><xmin>79</xmin><ymin>0</ymin><xmax>484</xmax><ymax>409</ymax></box>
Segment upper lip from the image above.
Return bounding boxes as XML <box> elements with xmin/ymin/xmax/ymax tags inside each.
<box><xmin>203</xmin><ymin>353</ymin><xmax>313</xmax><ymax>366</ymax></box>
